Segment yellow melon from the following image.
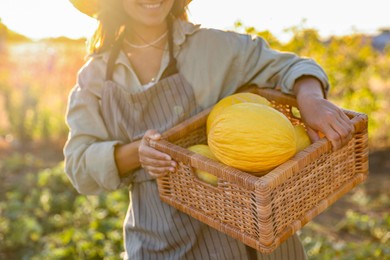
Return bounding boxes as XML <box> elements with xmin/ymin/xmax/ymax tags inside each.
<box><xmin>187</xmin><ymin>144</ymin><xmax>219</xmax><ymax>186</ymax></box>
<box><xmin>208</xmin><ymin>103</ymin><xmax>296</xmax><ymax>175</ymax></box>
<box><xmin>294</xmin><ymin>125</ymin><xmax>312</xmax><ymax>152</ymax></box>
<box><xmin>207</xmin><ymin>92</ymin><xmax>270</xmax><ymax>134</ymax></box>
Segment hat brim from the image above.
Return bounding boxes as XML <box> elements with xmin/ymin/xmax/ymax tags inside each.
<box><xmin>69</xmin><ymin>0</ymin><xmax>100</xmax><ymax>18</ymax></box>
<box><xmin>70</xmin><ymin>0</ymin><xmax>192</xmax><ymax>18</ymax></box>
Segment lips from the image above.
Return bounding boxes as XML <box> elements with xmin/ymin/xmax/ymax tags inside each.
<box><xmin>140</xmin><ymin>1</ymin><xmax>163</xmax><ymax>9</ymax></box>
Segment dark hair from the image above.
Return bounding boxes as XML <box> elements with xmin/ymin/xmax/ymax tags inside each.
<box><xmin>88</xmin><ymin>0</ymin><xmax>189</xmax><ymax>54</ymax></box>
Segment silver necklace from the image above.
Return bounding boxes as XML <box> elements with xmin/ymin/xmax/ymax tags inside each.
<box><xmin>124</xmin><ymin>31</ymin><xmax>168</xmax><ymax>49</ymax></box>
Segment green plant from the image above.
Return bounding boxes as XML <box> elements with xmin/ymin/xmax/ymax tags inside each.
<box><xmin>0</xmin><ymin>162</ymin><xmax>129</xmax><ymax>260</ymax></box>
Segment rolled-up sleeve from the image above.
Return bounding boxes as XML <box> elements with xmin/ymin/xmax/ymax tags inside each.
<box><xmin>182</xmin><ymin>29</ymin><xmax>329</xmax><ymax>109</ymax></box>
<box><xmin>237</xmin><ymin>35</ymin><xmax>329</xmax><ymax>94</ymax></box>
<box><xmin>64</xmin><ymin>60</ymin><xmax>122</xmax><ymax>195</ymax></box>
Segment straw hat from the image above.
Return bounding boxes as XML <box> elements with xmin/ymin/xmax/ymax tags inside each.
<box><xmin>70</xmin><ymin>0</ymin><xmax>192</xmax><ymax>18</ymax></box>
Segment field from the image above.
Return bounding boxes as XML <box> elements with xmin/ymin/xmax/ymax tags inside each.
<box><xmin>0</xmin><ymin>26</ymin><xmax>389</xmax><ymax>259</ymax></box>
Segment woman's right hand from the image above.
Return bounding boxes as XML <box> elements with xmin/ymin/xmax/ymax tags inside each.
<box><xmin>138</xmin><ymin>130</ymin><xmax>177</xmax><ymax>178</ymax></box>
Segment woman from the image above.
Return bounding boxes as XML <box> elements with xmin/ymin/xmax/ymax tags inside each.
<box><xmin>65</xmin><ymin>0</ymin><xmax>354</xmax><ymax>259</ymax></box>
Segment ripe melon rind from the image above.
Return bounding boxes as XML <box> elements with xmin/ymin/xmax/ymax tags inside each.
<box><xmin>208</xmin><ymin>103</ymin><xmax>296</xmax><ymax>173</ymax></box>
<box><xmin>207</xmin><ymin>92</ymin><xmax>271</xmax><ymax>134</ymax></box>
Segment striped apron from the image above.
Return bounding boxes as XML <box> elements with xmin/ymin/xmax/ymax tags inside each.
<box><xmin>101</xmin><ymin>33</ymin><xmax>308</xmax><ymax>260</ymax></box>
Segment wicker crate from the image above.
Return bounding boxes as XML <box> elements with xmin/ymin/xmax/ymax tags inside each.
<box><xmin>149</xmin><ymin>86</ymin><xmax>369</xmax><ymax>254</ymax></box>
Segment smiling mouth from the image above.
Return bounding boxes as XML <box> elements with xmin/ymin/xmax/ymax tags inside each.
<box><xmin>140</xmin><ymin>1</ymin><xmax>163</xmax><ymax>9</ymax></box>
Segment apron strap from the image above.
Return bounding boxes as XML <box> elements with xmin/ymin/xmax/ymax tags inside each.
<box><xmin>160</xmin><ymin>16</ymin><xmax>179</xmax><ymax>79</ymax></box>
<box><xmin>105</xmin><ymin>17</ymin><xmax>178</xmax><ymax>82</ymax></box>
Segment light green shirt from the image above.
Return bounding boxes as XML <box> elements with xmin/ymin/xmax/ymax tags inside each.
<box><xmin>64</xmin><ymin>19</ymin><xmax>329</xmax><ymax>195</ymax></box>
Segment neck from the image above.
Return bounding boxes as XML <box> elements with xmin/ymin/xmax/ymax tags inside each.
<box><xmin>125</xmin><ymin>21</ymin><xmax>169</xmax><ymax>46</ymax></box>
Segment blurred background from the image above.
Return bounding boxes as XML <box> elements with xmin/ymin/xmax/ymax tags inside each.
<box><xmin>0</xmin><ymin>0</ymin><xmax>389</xmax><ymax>259</ymax></box>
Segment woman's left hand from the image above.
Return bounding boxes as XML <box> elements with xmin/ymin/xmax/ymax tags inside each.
<box><xmin>294</xmin><ymin>76</ymin><xmax>355</xmax><ymax>150</ymax></box>
<box><xmin>298</xmin><ymin>96</ymin><xmax>355</xmax><ymax>150</ymax></box>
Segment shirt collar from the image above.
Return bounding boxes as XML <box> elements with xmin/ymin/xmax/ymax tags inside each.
<box><xmin>173</xmin><ymin>19</ymin><xmax>201</xmax><ymax>46</ymax></box>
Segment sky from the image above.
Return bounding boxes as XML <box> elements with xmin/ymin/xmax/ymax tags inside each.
<box><xmin>0</xmin><ymin>0</ymin><xmax>389</xmax><ymax>42</ymax></box>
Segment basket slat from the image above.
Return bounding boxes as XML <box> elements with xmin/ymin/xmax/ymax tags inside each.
<box><xmin>150</xmin><ymin>86</ymin><xmax>369</xmax><ymax>254</ymax></box>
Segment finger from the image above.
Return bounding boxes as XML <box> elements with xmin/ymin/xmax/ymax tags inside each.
<box><xmin>316</xmin><ymin>108</ymin><xmax>354</xmax><ymax>150</ymax></box>
<box><xmin>316</xmin><ymin>123</ymin><xmax>342</xmax><ymax>151</ymax></box>
<box><xmin>306</xmin><ymin>124</ymin><xmax>347</xmax><ymax>151</ymax></box>
<box><xmin>140</xmin><ymin>156</ymin><xmax>176</xmax><ymax>169</ymax></box>
<box><xmin>306</xmin><ymin>126</ymin><xmax>321</xmax><ymax>143</ymax></box>
<box><xmin>144</xmin><ymin>129</ymin><xmax>160</xmax><ymax>137</ymax></box>
<box><xmin>144</xmin><ymin>165</ymin><xmax>176</xmax><ymax>178</ymax></box>
<box><xmin>140</xmin><ymin>148</ymin><xmax>172</xmax><ymax>162</ymax></box>
<box><xmin>141</xmin><ymin>131</ymin><xmax>161</xmax><ymax>149</ymax></box>
<box><xmin>148</xmin><ymin>171</ymin><xmax>168</xmax><ymax>178</ymax></box>
<box><xmin>149</xmin><ymin>133</ymin><xmax>162</xmax><ymax>141</ymax></box>
<box><xmin>138</xmin><ymin>146</ymin><xmax>177</xmax><ymax>172</ymax></box>
<box><xmin>332</xmin><ymin>114</ymin><xmax>354</xmax><ymax>147</ymax></box>
<box><xmin>329</xmin><ymin>132</ymin><xmax>343</xmax><ymax>151</ymax></box>
<box><xmin>139</xmin><ymin>141</ymin><xmax>172</xmax><ymax>160</ymax></box>
<box><xmin>149</xmin><ymin>164</ymin><xmax>176</xmax><ymax>174</ymax></box>
<box><xmin>336</xmin><ymin>107</ymin><xmax>351</xmax><ymax>122</ymax></box>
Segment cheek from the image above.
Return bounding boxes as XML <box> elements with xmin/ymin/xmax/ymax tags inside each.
<box><xmin>163</xmin><ymin>0</ymin><xmax>176</xmax><ymax>16</ymax></box>
<box><xmin>166</xmin><ymin>0</ymin><xmax>175</xmax><ymax>8</ymax></box>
